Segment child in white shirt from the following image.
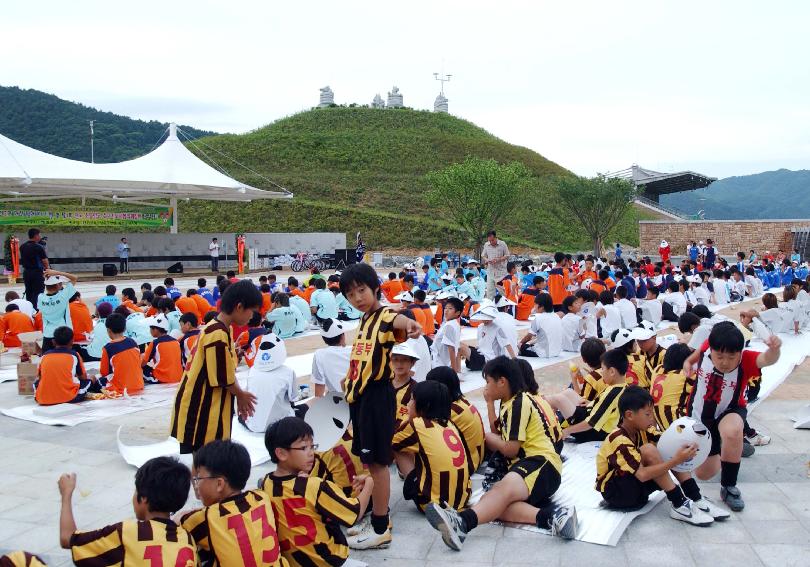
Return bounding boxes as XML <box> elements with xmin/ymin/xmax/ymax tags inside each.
<box><xmin>518</xmin><ymin>293</ymin><xmax>562</xmax><ymax>357</ymax></box>
<box><xmin>614</xmin><ymin>286</ymin><xmax>638</xmax><ymax>329</ymax></box>
<box><xmin>560</xmin><ymin>295</ymin><xmax>585</xmax><ymax>352</ymax></box>
<box><xmin>311</xmin><ymin>318</ymin><xmax>352</xmax><ymax>396</ymax></box>
<box><xmin>597</xmin><ymin>290</ymin><xmax>622</xmax><ymax>341</ymax></box>
<box><xmin>431</xmin><ymin>297</ymin><xmax>463</xmax><ymax>372</ymax></box>
<box><xmin>242</xmin><ymin>333</ymin><xmax>299</xmax><ymax>433</ymax></box>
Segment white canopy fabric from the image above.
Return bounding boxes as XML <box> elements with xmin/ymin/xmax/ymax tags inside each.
<box><xmin>0</xmin><ymin>124</ymin><xmax>291</xmax><ymax>203</ymax></box>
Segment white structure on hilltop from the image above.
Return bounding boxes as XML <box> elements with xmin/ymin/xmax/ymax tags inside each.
<box><xmin>387</xmin><ymin>86</ymin><xmax>404</xmax><ymax>108</ymax></box>
<box><xmin>318</xmin><ymin>86</ymin><xmax>334</xmax><ymax>107</ymax></box>
<box><xmin>372</xmin><ymin>94</ymin><xmax>385</xmax><ymax>109</ymax></box>
<box><xmin>434</xmin><ymin>93</ymin><xmax>449</xmax><ymax>113</ymax></box>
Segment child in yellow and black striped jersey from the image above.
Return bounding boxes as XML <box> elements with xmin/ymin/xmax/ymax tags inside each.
<box><xmin>181</xmin><ymin>440</ymin><xmax>286</xmax><ymax>566</ymax></box>
<box><xmin>650</xmin><ymin>343</ymin><xmax>696</xmax><ymax>431</ymax></box>
<box><xmin>392</xmin><ymin>381</ymin><xmax>472</xmax><ymax>512</ymax></box>
<box><xmin>262</xmin><ymin>417</ymin><xmax>373</xmax><ymax>567</ymax></box>
<box><xmin>311</xmin><ymin>428</ymin><xmax>368</xmax><ymax>497</ymax></box>
<box><xmin>595</xmin><ymin>385</ymin><xmax>727</xmax><ymax>524</ymax></box>
<box><xmin>570</xmin><ymin>338</ymin><xmax>606</xmax><ymax>403</ymax></box>
<box><xmin>546</xmin><ymin>349</ymin><xmax>628</xmax><ymax>443</ymax></box>
<box><xmin>391</xmin><ymin>343</ymin><xmax>419</xmax><ymax>429</ymax></box>
<box><xmin>425</xmin><ymin>357</ymin><xmax>577</xmax><ymax>552</ymax></box>
<box><xmin>425</xmin><ymin>366</ymin><xmax>486</xmax><ymax>473</ymax></box>
<box><xmin>514</xmin><ymin>359</ymin><xmax>564</xmax><ymax>455</ymax></box>
<box><xmin>59</xmin><ymin>457</ymin><xmax>196</xmax><ymax>566</ymax></box>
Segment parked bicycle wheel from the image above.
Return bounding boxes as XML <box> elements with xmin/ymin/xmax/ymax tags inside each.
<box><xmin>314</xmin><ymin>259</ymin><xmax>328</xmax><ymax>271</ymax></box>
<box><xmin>291</xmin><ymin>260</ymin><xmax>303</xmax><ymax>272</ymax></box>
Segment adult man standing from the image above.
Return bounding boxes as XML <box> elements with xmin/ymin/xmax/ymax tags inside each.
<box><xmin>480</xmin><ymin>230</ymin><xmax>509</xmax><ymax>299</ymax></box>
<box><xmin>209</xmin><ymin>237</ymin><xmax>220</xmax><ymax>272</ymax></box>
<box><xmin>19</xmin><ymin>228</ymin><xmax>49</xmax><ymax>309</ymax></box>
<box><xmin>117</xmin><ymin>237</ymin><xmax>130</xmax><ymax>274</ymax></box>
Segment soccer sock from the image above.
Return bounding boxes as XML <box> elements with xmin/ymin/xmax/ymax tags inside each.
<box><xmin>665</xmin><ymin>487</ymin><xmax>687</xmax><ymax>508</ymax></box>
<box><xmin>680</xmin><ymin>478</ymin><xmax>702</xmax><ymax>502</ymax></box>
<box><xmin>720</xmin><ymin>461</ymin><xmax>741</xmax><ymax>487</ymax></box>
<box><xmin>370</xmin><ymin>513</ymin><xmax>389</xmax><ymax>535</ymax></box>
<box><xmin>458</xmin><ymin>509</ymin><xmax>478</xmax><ymax>532</ymax></box>
<box><xmin>536</xmin><ymin>505</ymin><xmax>556</xmax><ymax>529</ymax></box>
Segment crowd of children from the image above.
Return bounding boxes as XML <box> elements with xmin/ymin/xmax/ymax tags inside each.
<box><xmin>0</xmin><ymin>240</ymin><xmax>802</xmax><ymax>564</ymax></box>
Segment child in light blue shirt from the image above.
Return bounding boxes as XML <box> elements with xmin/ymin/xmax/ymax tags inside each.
<box><xmin>266</xmin><ymin>293</ymin><xmax>306</xmax><ymax>338</ymax></box>
<box><xmin>309</xmin><ymin>280</ymin><xmax>338</xmax><ymax>322</ymax></box>
<box><xmin>38</xmin><ymin>270</ymin><xmax>78</xmax><ymax>352</ymax></box>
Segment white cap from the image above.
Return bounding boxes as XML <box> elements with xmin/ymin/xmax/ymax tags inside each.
<box><xmin>391</xmin><ymin>341</ymin><xmax>420</xmax><ymax>360</ymax></box>
<box><xmin>457</xmin><ymin>293</ymin><xmax>469</xmax><ymax>301</ymax></box>
<box><xmin>630</xmin><ymin>320</ymin><xmax>657</xmax><ymax>341</ymax></box>
<box><xmin>495</xmin><ymin>296</ymin><xmax>516</xmax><ymax>307</ymax></box>
<box><xmin>435</xmin><ymin>289</ymin><xmax>457</xmax><ymax>300</ymax></box>
<box><xmin>44</xmin><ymin>275</ymin><xmax>69</xmax><ymax>286</ymax></box>
<box><xmin>611</xmin><ymin>328</ymin><xmax>636</xmax><ymax>348</ymax></box>
<box><xmin>471</xmin><ymin>305</ymin><xmax>498</xmax><ymax>321</ymax></box>
<box><xmin>687</xmin><ymin>275</ymin><xmax>702</xmax><ymax>284</ymax></box>
<box><xmin>320</xmin><ymin>318</ymin><xmax>345</xmax><ymax>339</ymax></box>
<box><xmin>467</xmin><ymin>259</ymin><xmax>479</xmax><ymax>265</ymax></box>
<box><xmin>441</xmin><ymin>273</ymin><xmax>453</xmax><ymax>281</ymax></box>
<box><xmin>395</xmin><ymin>290</ymin><xmax>414</xmax><ymax>302</ymax></box>
<box><xmin>144</xmin><ymin>314</ymin><xmax>170</xmax><ymax>331</ymax></box>
<box><xmin>254</xmin><ymin>333</ymin><xmax>287</xmax><ymax>370</ymax></box>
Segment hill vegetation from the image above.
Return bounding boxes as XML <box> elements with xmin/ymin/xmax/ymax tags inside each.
<box><xmin>661</xmin><ymin>169</ymin><xmax>810</xmax><ymax>219</ymax></box>
<box><xmin>0</xmin><ymin>86</ymin><xmax>214</xmax><ymax>163</ymax></box>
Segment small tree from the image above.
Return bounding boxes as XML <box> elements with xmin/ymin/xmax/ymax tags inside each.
<box><xmin>425</xmin><ymin>157</ymin><xmax>530</xmax><ymax>257</ymax></box>
<box><xmin>550</xmin><ymin>174</ymin><xmax>637</xmax><ymax>257</ymax></box>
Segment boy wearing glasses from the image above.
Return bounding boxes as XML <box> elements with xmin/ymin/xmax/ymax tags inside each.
<box><xmin>181</xmin><ymin>440</ymin><xmax>286</xmax><ymax>566</ymax></box>
<box><xmin>263</xmin><ymin>417</ymin><xmax>374</xmax><ymax>567</ymax></box>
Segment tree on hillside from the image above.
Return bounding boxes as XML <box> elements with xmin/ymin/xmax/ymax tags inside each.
<box><xmin>425</xmin><ymin>157</ymin><xmax>531</xmax><ymax>257</ymax></box>
<box><xmin>549</xmin><ymin>174</ymin><xmax>637</xmax><ymax>257</ymax></box>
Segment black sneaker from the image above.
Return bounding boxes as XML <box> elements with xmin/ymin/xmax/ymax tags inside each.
<box><xmin>720</xmin><ymin>486</ymin><xmax>745</xmax><ymax>511</ymax></box>
<box><xmin>741</xmin><ymin>439</ymin><xmax>755</xmax><ymax>458</ymax></box>
<box><xmin>425</xmin><ymin>503</ymin><xmax>467</xmax><ymax>551</ymax></box>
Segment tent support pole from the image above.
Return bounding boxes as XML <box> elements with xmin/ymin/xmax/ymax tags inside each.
<box><xmin>170</xmin><ymin>197</ymin><xmax>178</xmax><ymax>234</ymax></box>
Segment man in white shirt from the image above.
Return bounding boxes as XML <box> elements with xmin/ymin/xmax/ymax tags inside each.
<box><xmin>480</xmin><ymin>231</ymin><xmax>510</xmax><ymax>299</ymax></box>
<box><xmin>311</xmin><ymin>319</ymin><xmax>351</xmax><ymax>396</ymax></box>
<box><xmin>209</xmin><ymin>237</ymin><xmax>220</xmax><ymax>272</ymax></box>
<box><xmin>431</xmin><ymin>297</ymin><xmax>463</xmax><ymax>372</ymax></box>
<box><xmin>242</xmin><ymin>333</ymin><xmax>297</xmax><ymax>432</ymax></box>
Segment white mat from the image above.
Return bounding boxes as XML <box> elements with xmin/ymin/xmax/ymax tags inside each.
<box><xmin>748</xmin><ymin>330</ymin><xmax>810</xmax><ymax>412</ymax></box>
<box><xmin>1</xmin><ymin>383</ymin><xmax>177</xmax><ymax>426</ymax></box>
<box><xmin>792</xmin><ymin>404</ymin><xmax>810</xmax><ymax>429</ymax></box>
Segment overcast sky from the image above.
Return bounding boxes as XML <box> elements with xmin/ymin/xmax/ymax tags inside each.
<box><xmin>2</xmin><ymin>1</ymin><xmax>808</xmax><ymax>179</ymax></box>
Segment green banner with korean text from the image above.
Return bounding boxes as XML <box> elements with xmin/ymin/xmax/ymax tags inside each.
<box><xmin>0</xmin><ymin>206</ymin><xmax>173</xmax><ymax>228</ymax></box>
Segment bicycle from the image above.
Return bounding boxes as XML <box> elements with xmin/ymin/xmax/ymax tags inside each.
<box><xmin>290</xmin><ymin>252</ymin><xmax>328</xmax><ymax>272</ymax></box>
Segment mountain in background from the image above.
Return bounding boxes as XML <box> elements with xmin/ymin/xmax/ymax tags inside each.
<box><xmin>0</xmin><ymin>86</ymin><xmax>657</xmax><ymax>249</ymax></box>
<box><xmin>661</xmin><ymin>169</ymin><xmax>810</xmax><ymax>219</ymax></box>
<box><xmin>0</xmin><ymin>86</ymin><xmax>215</xmax><ymax>162</ymax></box>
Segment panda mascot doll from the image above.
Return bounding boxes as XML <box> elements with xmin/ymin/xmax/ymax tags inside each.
<box><xmin>242</xmin><ymin>333</ymin><xmax>301</xmax><ymax>433</ymax></box>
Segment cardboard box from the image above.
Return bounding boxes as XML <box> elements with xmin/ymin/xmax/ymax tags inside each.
<box><xmin>18</xmin><ymin>331</ymin><xmax>43</xmax><ymax>358</ymax></box>
<box><xmin>17</xmin><ymin>362</ymin><xmax>38</xmax><ymax>396</ymax></box>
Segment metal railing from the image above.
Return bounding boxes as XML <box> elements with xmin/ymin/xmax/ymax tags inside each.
<box><xmin>633</xmin><ymin>195</ymin><xmax>688</xmax><ymax>220</ymax></box>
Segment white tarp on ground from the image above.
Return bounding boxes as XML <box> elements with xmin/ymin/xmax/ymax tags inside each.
<box><xmin>0</xmin><ymin>124</ymin><xmax>289</xmax><ymax>201</ymax></box>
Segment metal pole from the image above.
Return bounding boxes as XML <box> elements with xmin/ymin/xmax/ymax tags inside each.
<box><xmin>170</xmin><ymin>197</ymin><xmax>178</xmax><ymax>234</ymax></box>
<box><xmin>90</xmin><ymin>120</ymin><xmax>94</xmax><ymax>163</ymax></box>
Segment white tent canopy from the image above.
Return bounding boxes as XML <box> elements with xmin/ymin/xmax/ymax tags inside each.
<box><xmin>0</xmin><ymin>123</ymin><xmax>291</xmax><ymax>231</ymax></box>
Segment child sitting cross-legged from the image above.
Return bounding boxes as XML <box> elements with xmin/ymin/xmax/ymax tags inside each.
<box><xmin>393</xmin><ymin>381</ymin><xmax>472</xmax><ymax>512</ymax></box>
<box><xmin>180</xmin><ymin>440</ymin><xmax>286</xmax><ymax>566</ymax></box>
<box><xmin>34</xmin><ymin>326</ymin><xmax>97</xmax><ymax>405</ymax></box>
<box><xmin>98</xmin><ymin>313</ymin><xmax>144</xmax><ymax>395</ymax></box>
<box><xmin>570</xmin><ymin>338</ymin><xmax>607</xmax><ymax>403</ymax></box>
<box><xmin>546</xmin><ymin>348</ymin><xmax>628</xmax><ymax>443</ymax></box>
<box><xmin>425</xmin><ymin>356</ymin><xmax>577</xmax><ymax>551</ymax></box>
<box><xmin>59</xmin><ymin>457</ymin><xmax>196</xmax><ymax>564</ymax></box>
<box><xmin>262</xmin><ymin>417</ymin><xmax>374</xmax><ymax>567</ymax></box>
<box><xmin>141</xmin><ymin>314</ymin><xmax>183</xmax><ymax>384</ymax></box>
<box><xmin>595</xmin><ymin>385</ymin><xmax>720</xmax><ymax>525</ymax></box>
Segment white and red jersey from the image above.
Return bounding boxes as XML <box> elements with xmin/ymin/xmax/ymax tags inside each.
<box><xmin>687</xmin><ymin>342</ymin><xmax>761</xmax><ymax>424</ymax></box>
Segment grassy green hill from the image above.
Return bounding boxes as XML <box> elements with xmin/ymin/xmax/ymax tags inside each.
<box><xmin>180</xmin><ymin>107</ymin><xmax>652</xmax><ymax>250</ymax></box>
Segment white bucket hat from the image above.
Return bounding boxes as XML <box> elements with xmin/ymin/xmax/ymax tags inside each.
<box><xmin>435</xmin><ymin>289</ymin><xmax>457</xmax><ymax>300</ymax></box>
<box><xmin>395</xmin><ymin>290</ymin><xmax>414</xmax><ymax>302</ymax></box>
<box><xmin>611</xmin><ymin>328</ymin><xmax>636</xmax><ymax>348</ymax></box>
<box><xmin>320</xmin><ymin>318</ymin><xmax>345</xmax><ymax>339</ymax></box>
<box><xmin>44</xmin><ymin>275</ymin><xmax>69</xmax><ymax>286</ymax></box>
<box><xmin>144</xmin><ymin>314</ymin><xmax>170</xmax><ymax>331</ymax></box>
<box><xmin>470</xmin><ymin>305</ymin><xmax>498</xmax><ymax>321</ymax></box>
<box><xmin>630</xmin><ymin>320</ymin><xmax>657</xmax><ymax>341</ymax></box>
<box><xmin>391</xmin><ymin>341</ymin><xmax>420</xmax><ymax>360</ymax></box>
<box><xmin>495</xmin><ymin>296</ymin><xmax>516</xmax><ymax>308</ymax></box>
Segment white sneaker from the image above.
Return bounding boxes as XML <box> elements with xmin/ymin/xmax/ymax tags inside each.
<box><xmin>549</xmin><ymin>506</ymin><xmax>578</xmax><ymax>539</ymax></box>
<box><xmin>347</xmin><ymin>515</ymin><xmax>393</xmax><ymax>537</ymax></box>
<box><xmin>347</xmin><ymin>525</ymin><xmax>392</xmax><ymax>550</ymax></box>
<box><xmin>746</xmin><ymin>432</ymin><xmax>771</xmax><ymax>446</ymax></box>
<box><xmin>695</xmin><ymin>497</ymin><xmax>731</xmax><ymax>521</ymax></box>
<box><xmin>670</xmin><ymin>499</ymin><xmax>713</xmax><ymax>527</ymax></box>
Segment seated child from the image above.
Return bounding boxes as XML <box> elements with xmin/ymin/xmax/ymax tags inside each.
<box><xmin>94</xmin><ymin>284</ymin><xmax>120</xmax><ymax>309</ymax></box>
<box><xmin>243</xmin><ymin>333</ymin><xmax>300</xmax><ymax>432</ymax></box>
<box><xmin>425</xmin><ymin>357</ymin><xmax>576</xmax><ymax>551</ymax></box>
<box><xmin>614</xmin><ymin>286</ymin><xmax>638</xmax><ymax>329</ymax></box>
<box><xmin>312</xmin><ymin>318</ymin><xmax>351</xmax><ymax>396</ymax></box>
<box><xmin>459</xmin><ymin>305</ymin><xmax>517</xmax><ymax>371</ymax></box>
<box><xmin>0</xmin><ymin>303</ymin><xmax>35</xmax><ymax>347</ymax></box>
<box><xmin>393</xmin><ymin>381</ymin><xmax>471</xmax><ymax>512</ymax></box>
<box><xmin>310</xmin><ymin>278</ymin><xmax>339</xmax><ymax>323</ymax></box>
<box><xmin>683</xmin><ymin>322</ymin><xmax>781</xmax><ymax>511</ymax></box>
<box><xmin>99</xmin><ymin>314</ymin><xmax>144</xmax><ymax>395</ymax></box>
<box><xmin>163</xmin><ymin>278</ymin><xmax>181</xmax><ymax>300</ymax></box>
<box><xmin>518</xmin><ymin>293</ymin><xmax>562</xmax><ymax>358</ymax></box>
<box><xmin>335</xmin><ymin>289</ymin><xmax>363</xmax><ymax>320</ymax></box>
<box><xmin>392</xmin><ymin>342</ymin><xmax>419</xmax><ymax>428</ymax></box>
<box><xmin>262</xmin><ymin>417</ymin><xmax>374</xmax><ymax>567</ymax></box>
<box><xmin>638</xmin><ymin>287</ymin><xmax>663</xmax><ymax>325</ymax></box>
<box><xmin>598</xmin><ymin>290</ymin><xmax>622</xmax><ymax>340</ymax></box>
<box><xmin>157</xmin><ymin>298</ymin><xmax>182</xmax><ymax>337</ymax></box>
<box><xmin>570</xmin><ymin>338</ymin><xmax>607</xmax><ymax>402</ymax></box>
<box><xmin>181</xmin><ymin>440</ymin><xmax>285</xmax><ymax>566</ymax></box>
<box><xmin>119</xmin><ymin>288</ymin><xmax>141</xmax><ymax>313</ymax></box>
<box><xmin>60</xmin><ymin>457</ymin><xmax>195</xmax><ymax>563</ymax></box>
<box><xmin>595</xmin><ymin>386</ymin><xmax>719</xmax><ymax>525</ymax></box>
<box><xmin>431</xmin><ymin>297</ymin><xmax>462</xmax><ymax>372</ymax></box>
<box><xmin>174</xmin><ymin>291</ymin><xmax>200</xmax><ymax>320</ymax></box>
<box><xmin>236</xmin><ymin>310</ymin><xmax>267</xmax><ymax>366</ymax></box>
<box><xmin>178</xmin><ymin>313</ymin><xmax>200</xmax><ymax>369</ymax></box>
<box><xmin>560</xmin><ymin>295</ymin><xmax>585</xmax><ymax>352</ymax></box>
<box><xmin>650</xmin><ymin>342</ymin><xmax>694</xmax><ymax>430</ymax></box>
<box><xmin>34</xmin><ymin>326</ymin><xmax>94</xmax><ymax>405</ymax></box>
<box><xmin>188</xmin><ymin>289</ymin><xmax>212</xmax><ymax>320</ymax></box>
<box><xmin>311</xmin><ymin>428</ymin><xmax>368</xmax><ymax>498</ymax></box>
<box><xmin>266</xmin><ymin>292</ymin><xmax>306</xmax><ymax>338</ymax></box>
<box><xmin>546</xmin><ymin>348</ymin><xmax>628</xmax><ymax>443</ymax></box>
<box><xmin>68</xmin><ymin>292</ymin><xmax>93</xmax><ymax>345</ymax></box>
<box><xmin>85</xmin><ymin>302</ymin><xmax>114</xmax><ymax>360</ymax></box>
<box><xmin>5</xmin><ymin>290</ymin><xmax>34</xmax><ymax>318</ymax></box>
<box><xmin>142</xmin><ymin>314</ymin><xmax>183</xmax><ymax>383</ymax></box>
<box><xmin>426</xmin><ymin>366</ymin><xmax>485</xmax><ymax>472</ymax></box>
<box><xmin>628</xmin><ymin>321</ymin><xmax>666</xmax><ymax>388</ymax></box>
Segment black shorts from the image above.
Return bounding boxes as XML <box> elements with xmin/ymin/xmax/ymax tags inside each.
<box><xmin>402</xmin><ymin>469</ymin><xmax>427</xmax><ymax>512</ymax></box>
<box><xmin>349</xmin><ymin>380</ymin><xmax>396</xmax><ymax>466</ymax></box>
<box><xmin>465</xmin><ymin>346</ymin><xmax>486</xmax><ymax>371</ymax></box>
<box><xmin>602</xmin><ymin>474</ymin><xmax>659</xmax><ymax>510</ymax></box>
<box><xmin>509</xmin><ymin>456</ymin><xmax>561</xmax><ymax>508</ymax></box>
<box><xmin>707</xmin><ymin>406</ymin><xmax>747</xmax><ymax>456</ymax></box>
<box><xmin>568</xmin><ymin>406</ymin><xmax>588</xmax><ymax>425</ymax></box>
